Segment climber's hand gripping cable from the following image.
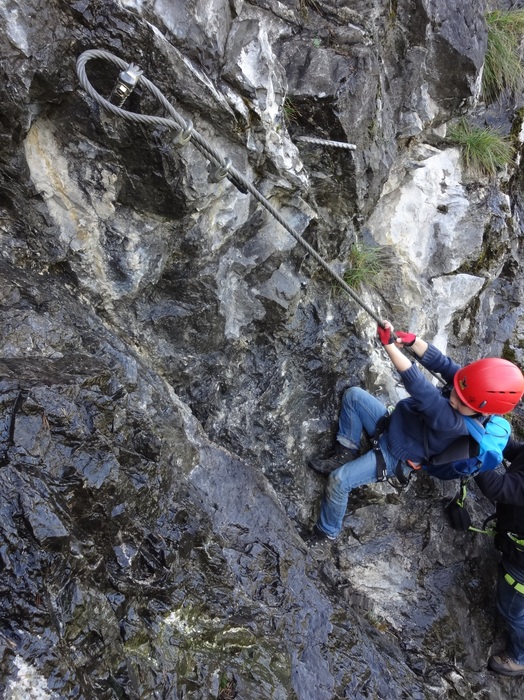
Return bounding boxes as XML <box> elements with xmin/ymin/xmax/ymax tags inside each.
<box><xmin>395</xmin><ymin>330</ymin><xmax>417</xmax><ymax>347</ymax></box>
<box><xmin>377</xmin><ymin>320</ymin><xmax>434</xmax><ymax>377</ymax></box>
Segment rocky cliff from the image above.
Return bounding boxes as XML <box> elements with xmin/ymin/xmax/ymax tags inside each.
<box><xmin>1</xmin><ymin>1</ymin><xmax>523</xmax><ymax>698</ymax></box>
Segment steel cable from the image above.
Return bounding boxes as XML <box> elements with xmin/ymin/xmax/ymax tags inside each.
<box><xmin>295</xmin><ymin>136</ymin><xmax>356</xmax><ymax>150</ymax></box>
<box><xmin>76</xmin><ymin>49</ymin><xmax>442</xmax><ymax>381</ymax></box>
<box><xmin>76</xmin><ymin>49</ymin><xmax>385</xmax><ymax>324</ymax></box>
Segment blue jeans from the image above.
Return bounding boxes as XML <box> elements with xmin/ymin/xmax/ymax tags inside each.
<box><xmin>318</xmin><ymin>387</ymin><xmax>402</xmax><ymax>538</ymax></box>
<box><xmin>497</xmin><ymin>566</ymin><xmax>524</xmax><ymax>664</ymax></box>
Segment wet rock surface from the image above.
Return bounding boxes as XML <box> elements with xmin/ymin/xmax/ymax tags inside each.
<box><xmin>1</xmin><ymin>1</ymin><xmax>524</xmax><ymax>698</ymax></box>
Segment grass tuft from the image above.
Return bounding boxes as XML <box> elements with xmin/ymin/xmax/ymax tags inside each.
<box><xmin>283</xmin><ymin>97</ymin><xmax>301</xmax><ymax>125</ymax></box>
<box><xmin>342</xmin><ymin>244</ymin><xmax>390</xmax><ymax>290</ymax></box>
<box><xmin>447</xmin><ymin>118</ymin><xmax>513</xmax><ymax>177</ymax></box>
<box><xmin>483</xmin><ymin>9</ymin><xmax>524</xmax><ymax>103</ymax></box>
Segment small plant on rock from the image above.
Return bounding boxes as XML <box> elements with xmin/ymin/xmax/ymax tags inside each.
<box><xmin>483</xmin><ymin>9</ymin><xmax>524</xmax><ymax>103</ymax></box>
<box><xmin>447</xmin><ymin>118</ymin><xmax>513</xmax><ymax>177</ymax></box>
<box><xmin>218</xmin><ymin>675</ymin><xmax>237</xmax><ymax>699</ymax></box>
<box><xmin>343</xmin><ymin>243</ymin><xmax>390</xmax><ymax>290</ymax></box>
<box><xmin>283</xmin><ymin>97</ymin><xmax>301</xmax><ymax>126</ymax></box>
<box><xmin>300</xmin><ymin>0</ymin><xmax>320</xmax><ymax>17</ymax></box>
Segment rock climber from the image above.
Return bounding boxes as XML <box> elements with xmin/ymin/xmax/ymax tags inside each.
<box><xmin>305</xmin><ymin>320</ymin><xmax>524</xmax><ymax>557</ymax></box>
<box><xmin>475</xmin><ymin>440</ymin><xmax>524</xmax><ymax>677</ymax></box>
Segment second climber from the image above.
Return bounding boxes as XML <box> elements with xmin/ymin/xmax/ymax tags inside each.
<box><xmin>305</xmin><ymin>320</ymin><xmax>524</xmax><ymax>557</ymax></box>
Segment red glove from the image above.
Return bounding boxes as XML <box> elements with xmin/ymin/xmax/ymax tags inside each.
<box><xmin>395</xmin><ymin>330</ymin><xmax>416</xmax><ymax>347</ymax></box>
<box><xmin>377</xmin><ymin>324</ymin><xmax>394</xmax><ymax>345</ymax></box>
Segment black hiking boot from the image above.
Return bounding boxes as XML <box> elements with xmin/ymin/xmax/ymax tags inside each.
<box><xmin>308</xmin><ymin>443</ymin><xmax>359</xmax><ymax>475</ymax></box>
<box><xmin>303</xmin><ymin>525</ymin><xmax>336</xmax><ymax>560</ymax></box>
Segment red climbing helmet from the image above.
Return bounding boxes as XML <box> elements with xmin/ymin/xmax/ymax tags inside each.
<box><xmin>454</xmin><ymin>358</ymin><xmax>524</xmax><ymax>414</ymax></box>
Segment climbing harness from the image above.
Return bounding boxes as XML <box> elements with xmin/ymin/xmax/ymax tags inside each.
<box><xmin>507</xmin><ymin>531</ymin><xmax>524</xmax><ymax>551</ymax></box>
<box><xmin>444</xmin><ymin>477</ymin><xmax>501</xmax><ymax>534</ymax></box>
<box><xmin>393</xmin><ymin>459</ymin><xmax>421</xmax><ymax>486</ymax></box>
<box><xmin>504</xmin><ymin>571</ymin><xmax>524</xmax><ymax>595</ymax></box>
<box><xmin>75</xmin><ymin>50</ymin><xmax>426</xmax><ymax>339</ymax></box>
<box><xmin>370</xmin><ymin>410</ymin><xmax>420</xmax><ymax>485</ymax></box>
<box><xmin>371</xmin><ymin>413</ymin><xmax>390</xmax><ymax>482</ymax></box>
<box><xmin>444</xmin><ymin>477</ymin><xmax>474</xmax><ymax>531</ymax></box>
<box><xmin>445</xmin><ymin>487</ymin><xmax>524</xmax><ymax>595</ymax></box>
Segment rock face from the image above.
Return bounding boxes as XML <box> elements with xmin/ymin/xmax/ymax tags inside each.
<box><xmin>1</xmin><ymin>1</ymin><xmax>523</xmax><ymax>698</ymax></box>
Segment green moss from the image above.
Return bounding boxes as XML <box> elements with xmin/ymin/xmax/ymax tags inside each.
<box><xmin>363</xmin><ymin>611</ymin><xmax>394</xmax><ymax>635</ymax></box>
<box><xmin>451</xmin><ymin>295</ymin><xmax>481</xmax><ymax>346</ymax></box>
<box><xmin>388</xmin><ymin>0</ymin><xmax>398</xmax><ymax>21</ymax></box>
<box><xmin>510</xmin><ymin>107</ymin><xmax>524</xmax><ymax>139</ymax></box>
<box><xmin>156</xmin><ymin>605</ymin><xmax>293</xmax><ymax>695</ymax></box>
<box><xmin>455</xmin><ymin>216</ymin><xmax>510</xmax><ymax>282</ymax></box>
<box><xmin>423</xmin><ymin>615</ymin><xmax>468</xmax><ymax>661</ymax></box>
<box><xmin>501</xmin><ymin>341</ymin><xmax>517</xmax><ymax>364</ymax></box>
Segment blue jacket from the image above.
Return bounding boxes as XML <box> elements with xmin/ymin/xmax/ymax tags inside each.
<box><xmin>386</xmin><ymin>344</ymin><xmax>469</xmax><ymax>462</ymax></box>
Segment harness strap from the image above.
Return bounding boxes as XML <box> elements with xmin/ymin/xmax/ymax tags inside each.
<box><xmin>372</xmin><ymin>412</ymin><xmax>422</xmax><ymax>484</ymax></box>
<box><xmin>457</xmin><ymin>476</ymin><xmax>470</xmax><ymax>507</ymax></box>
<box><xmin>504</xmin><ymin>571</ymin><xmax>524</xmax><ymax>595</ymax></box>
<box><xmin>482</xmin><ymin>513</ymin><xmax>497</xmax><ymax>532</ymax></box>
<box><xmin>508</xmin><ymin>532</ymin><xmax>524</xmax><ymax>549</ymax></box>
<box><xmin>372</xmin><ymin>413</ymin><xmax>390</xmax><ymax>482</ymax></box>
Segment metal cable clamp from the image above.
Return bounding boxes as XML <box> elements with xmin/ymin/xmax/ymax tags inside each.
<box><xmin>175</xmin><ymin>120</ymin><xmax>193</xmax><ymax>145</ymax></box>
<box><xmin>208</xmin><ymin>158</ymin><xmax>232</xmax><ymax>182</ymax></box>
<box><xmin>110</xmin><ymin>63</ymin><xmax>143</xmax><ymax>107</ymax></box>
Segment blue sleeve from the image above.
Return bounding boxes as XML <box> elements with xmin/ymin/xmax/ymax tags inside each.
<box><xmin>417</xmin><ymin>343</ymin><xmax>461</xmax><ymax>385</ymax></box>
<box><xmin>397</xmin><ymin>362</ymin><xmax>467</xmax><ymax>434</ymax></box>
